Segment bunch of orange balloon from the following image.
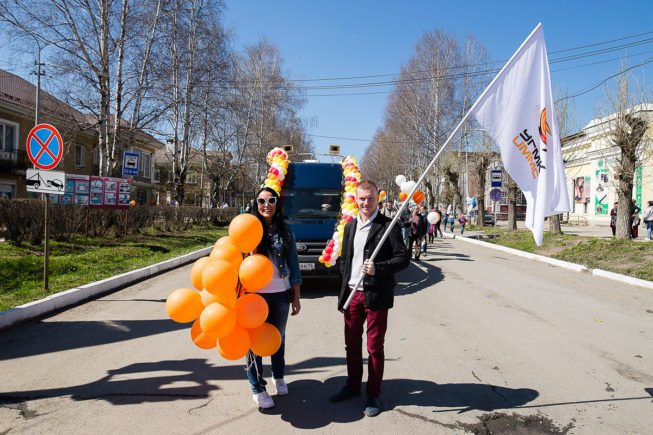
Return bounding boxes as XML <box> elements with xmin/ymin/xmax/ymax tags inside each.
<box><xmin>319</xmin><ymin>156</ymin><xmax>361</xmax><ymax>268</ymax></box>
<box><xmin>165</xmin><ymin>214</ymin><xmax>282</xmax><ymax>361</ymax></box>
<box><xmin>395</xmin><ymin>174</ymin><xmax>425</xmax><ymax>204</ymax></box>
<box><xmin>263</xmin><ymin>147</ymin><xmax>290</xmax><ymax>195</ymax></box>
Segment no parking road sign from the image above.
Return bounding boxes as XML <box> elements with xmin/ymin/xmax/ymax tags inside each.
<box><xmin>490</xmin><ymin>188</ymin><xmax>502</xmax><ymax>202</ymax></box>
<box><xmin>27</xmin><ymin>123</ymin><xmax>64</xmax><ymax>170</ymax></box>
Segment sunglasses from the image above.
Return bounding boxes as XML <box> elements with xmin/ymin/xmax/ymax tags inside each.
<box><xmin>256</xmin><ymin>197</ymin><xmax>277</xmax><ymax>206</ymax></box>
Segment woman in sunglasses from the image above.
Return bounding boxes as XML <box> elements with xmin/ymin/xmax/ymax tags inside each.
<box><xmin>247</xmin><ymin>186</ymin><xmax>302</xmax><ymax>409</ymax></box>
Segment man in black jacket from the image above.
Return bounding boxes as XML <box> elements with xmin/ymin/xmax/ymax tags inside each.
<box><xmin>330</xmin><ymin>180</ymin><xmax>410</xmax><ymax>417</ymax></box>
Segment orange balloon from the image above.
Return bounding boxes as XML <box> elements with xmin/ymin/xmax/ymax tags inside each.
<box><xmin>239</xmin><ymin>254</ymin><xmax>274</xmax><ymax>291</ymax></box>
<box><xmin>228</xmin><ymin>214</ymin><xmax>263</xmax><ymax>253</ymax></box>
<box><xmin>413</xmin><ymin>191</ymin><xmax>425</xmax><ymax>204</ymax></box>
<box><xmin>191</xmin><ymin>257</ymin><xmax>212</xmax><ymax>291</ymax></box>
<box><xmin>210</xmin><ymin>242</ymin><xmax>243</xmax><ymax>270</ymax></box>
<box><xmin>166</xmin><ymin>288</ymin><xmax>203</xmax><ymax>323</ymax></box>
<box><xmin>202</xmin><ymin>260</ymin><xmax>238</xmax><ymax>296</ymax></box>
<box><xmin>199</xmin><ymin>303</ymin><xmax>236</xmax><ymax>338</ymax></box>
<box><xmin>215</xmin><ymin>236</ymin><xmax>234</xmax><ymax>248</ymax></box>
<box><xmin>235</xmin><ymin>293</ymin><xmax>269</xmax><ymax>329</ymax></box>
<box><xmin>190</xmin><ymin>319</ymin><xmax>218</xmax><ymax>349</ymax></box>
<box><xmin>248</xmin><ymin>322</ymin><xmax>282</xmax><ymax>357</ymax></box>
<box><xmin>399</xmin><ymin>192</ymin><xmax>408</xmax><ymax>202</ymax></box>
<box><xmin>217</xmin><ymin>324</ymin><xmax>250</xmax><ymax>360</ymax></box>
<box><xmin>201</xmin><ymin>288</ymin><xmax>236</xmax><ymax>308</ymax></box>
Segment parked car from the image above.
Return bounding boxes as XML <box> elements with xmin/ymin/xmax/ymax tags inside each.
<box><xmin>47</xmin><ymin>179</ymin><xmax>64</xmax><ymax>190</ymax></box>
<box><xmin>483</xmin><ymin>214</ymin><xmax>495</xmax><ymax>225</ymax></box>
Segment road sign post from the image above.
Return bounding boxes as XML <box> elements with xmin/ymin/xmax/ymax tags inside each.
<box><xmin>26</xmin><ymin>123</ymin><xmax>64</xmax><ymax>291</ymax></box>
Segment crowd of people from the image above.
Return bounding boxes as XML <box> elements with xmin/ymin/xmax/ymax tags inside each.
<box><xmin>610</xmin><ymin>199</ymin><xmax>653</xmax><ymax>240</ymax></box>
<box><xmin>380</xmin><ymin>201</ymin><xmax>468</xmax><ymax>260</ymax></box>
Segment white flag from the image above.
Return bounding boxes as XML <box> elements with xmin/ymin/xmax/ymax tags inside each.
<box><xmin>471</xmin><ymin>23</ymin><xmax>569</xmax><ymax>246</ymax></box>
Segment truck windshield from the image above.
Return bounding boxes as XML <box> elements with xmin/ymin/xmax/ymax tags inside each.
<box><xmin>283</xmin><ymin>189</ymin><xmax>342</xmax><ymax>219</ymax></box>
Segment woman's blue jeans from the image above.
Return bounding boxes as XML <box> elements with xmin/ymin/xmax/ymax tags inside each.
<box><xmin>646</xmin><ymin>221</ymin><xmax>653</xmax><ymax>240</ymax></box>
<box><xmin>246</xmin><ymin>291</ymin><xmax>290</xmax><ymax>393</ymax></box>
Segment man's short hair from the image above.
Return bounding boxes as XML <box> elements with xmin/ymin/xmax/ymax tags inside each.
<box><xmin>357</xmin><ymin>180</ymin><xmax>379</xmax><ymax>194</ymax></box>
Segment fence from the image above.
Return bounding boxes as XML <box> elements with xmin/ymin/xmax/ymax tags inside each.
<box><xmin>0</xmin><ymin>199</ymin><xmax>238</xmax><ymax>244</ymax></box>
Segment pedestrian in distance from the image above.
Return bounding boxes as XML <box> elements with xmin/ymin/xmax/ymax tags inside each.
<box><xmin>631</xmin><ymin>200</ymin><xmax>641</xmax><ymax>239</ymax></box>
<box><xmin>434</xmin><ymin>208</ymin><xmax>443</xmax><ymax>238</ymax></box>
<box><xmin>331</xmin><ymin>180</ymin><xmax>409</xmax><ymax>417</ymax></box>
<box><xmin>448</xmin><ymin>213</ymin><xmax>455</xmax><ymax>233</ymax></box>
<box><xmin>643</xmin><ymin>200</ymin><xmax>653</xmax><ymax>241</ymax></box>
<box><xmin>408</xmin><ymin>206</ymin><xmax>426</xmax><ymax>260</ymax></box>
<box><xmin>427</xmin><ymin>214</ymin><xmax>435</xmax><ymax>244</ymax></box>
<box><xmin>419</xmin><ymin>205</ymin><xmax>429</xmax><ymax>256</ymax></box>
<box><xmin>398</xmin><ymin>203</ymin><xmax>412</xmax><ymax>247</ymax></box>
<box><xmin>458</xmin><ymin>213</ymin><xmax>468</xmax><ymax>235</ymax></box>
<box><xmin>610</xmin><ymin>202</ymin><xmax>618</xmax><ymax>237</ymax></box>
<box><xmin>248</xmin><ymin>186</ymin><xmax>302</xmax><ymax>410</ymax></box>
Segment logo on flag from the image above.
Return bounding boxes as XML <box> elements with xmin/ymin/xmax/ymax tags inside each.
<box><xmin>470</xmin><ymin>24</ymin><xmax>569</xmax><ymax>246</ymax></box>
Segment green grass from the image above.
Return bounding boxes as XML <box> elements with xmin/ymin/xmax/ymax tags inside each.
<box><xmin>0</xmin><ymin>227</ymin><xmax>226</xmax><ymax>311</ymax></box>
<box><xmin>481</xmin><ymin>228</ymin><xmax>653</xmax><ymax>281</ymax></box>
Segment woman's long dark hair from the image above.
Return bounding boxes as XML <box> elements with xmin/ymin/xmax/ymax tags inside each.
<box><xmin>252</xmin><ymin>186</ymin><xmax>291</xmax><ymax>258</ymax></box>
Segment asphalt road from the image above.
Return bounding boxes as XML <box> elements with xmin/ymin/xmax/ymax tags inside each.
<box><xmin>1</xmin><ymin>238</ymin><xmax>652</xmax><ymax>434</ymax></box>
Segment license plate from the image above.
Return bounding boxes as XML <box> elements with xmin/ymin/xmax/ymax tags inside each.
<box><xmin>299</xmin><ymin>263</ymin><xmax>315</xmax><ymax>271</ymax></box>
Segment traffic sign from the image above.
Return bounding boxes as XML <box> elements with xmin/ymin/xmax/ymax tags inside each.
<box><xmin>26</xmin><ymin>124</ymin><xmax>63</xmax><ymax>170</ymax></box>
<box><xmin>26</xmin><ymin>169</ymin><xmax>66</xmax><ymax>195</ymax></box>
<box><xmin>122</xmin><ymin>152</ymin><xmax>139</xmax><ymax>177</ymax></box>
<box><xmin>491</xmin><ymin>169</ymin><xmax>502</xmax><ymax>187</ymax></box>
<box><xmin>490</xmin><ymin>188</ymin><xmax>502</xmax><ymax>202</ymax></box>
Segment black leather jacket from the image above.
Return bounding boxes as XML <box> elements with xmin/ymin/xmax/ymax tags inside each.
<box><xmin>338</xmin><ymin>213</ymin><xmax>410</xmax><ymax>311</ymax></box>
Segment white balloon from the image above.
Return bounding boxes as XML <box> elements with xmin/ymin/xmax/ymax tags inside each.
<box><xmin>427</xmin><ymin>211</ymin><xmax>440</xmax><ymax>224</ymax></box>
<box><xmin>401</xmin><ymin>180</ymin><xmax>416</xmax><ymax>194</ymax></box>
<box><xmin>395</xmin><ymin>175</ymin><xmax>406</xmax><ymax>187</ymax></box>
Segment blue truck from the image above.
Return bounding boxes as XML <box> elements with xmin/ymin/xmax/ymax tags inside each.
<box><xmin>281</xmin><ymin>162</ymin><xmax>343</xmax><ymax>278</ymax></box>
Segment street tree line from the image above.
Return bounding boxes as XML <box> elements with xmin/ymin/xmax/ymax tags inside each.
<box><xmin>0</xmin><ymin>0</ymin><xmax>312</xmax><ymax>206</ymax></box>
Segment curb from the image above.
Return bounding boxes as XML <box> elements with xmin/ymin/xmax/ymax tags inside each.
<box><xmin>0</xmin><ymin>246</ymin><xmax>213</xmax><ymax>331</ymax></box>
<box><xmin>591</xmin><ymin>268</ymin><xmax>653</xmax><ymax>290</ymax></box>
<box><xmin>451</xmin><ymin>233</ymin><xmax>653</xmax><ymax>288</ymax></box>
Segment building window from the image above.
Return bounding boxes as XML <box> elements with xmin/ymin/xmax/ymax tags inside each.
<box><xmin>0</xmin><ymin>181</ymin><xmax>16</xmax><ymax>199</ymax></box>
<box><xmin>0</xmin><ymin>119</ymin><xmax>18</xmax><ymax>157</ymax></box>
<box><xmin>187</xmin><ymin>171</ymin><xmax>198</xmax><ymax>184</ymax></box>
<box><xmin>139</xmin><ymin>151</ymin><xmax>152</xmax><ymax>179</ymax></box>
<box><xmin>154</xmin><ymin>168</ymin><xmax>161</xmax><ymax>182</ymax></box>
<box><xmin>75</xmin><ymin>144</ymin><xmax>86</xmax><ymax>168</ymax></box>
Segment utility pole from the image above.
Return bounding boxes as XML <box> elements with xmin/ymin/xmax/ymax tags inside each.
<box><xmin>32</xmin><ymin>40</ymin><xmax>49</xmax><ymax>289</ymax></box>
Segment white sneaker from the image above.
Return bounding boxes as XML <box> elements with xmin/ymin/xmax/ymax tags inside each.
<box><xmin>273</xmin><ymin>378</ymin><xmax>288</xmax><ymax>395</ymax></box>
<box><xmin>252</xmin><ymin>391</ymin><xmax>275</xmax><ymax>409</ymax></box>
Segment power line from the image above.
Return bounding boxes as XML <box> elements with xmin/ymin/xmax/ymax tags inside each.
<box><xmin>239</xmin><ymin>30</ymin><xmax>653</xmax><ymax>84</ymax></box>
<box><xmin>310</xmin><ymin>55</ymin><xmax>653</xmax><ymax>143</ymax></box>
<box><xmin>303</xmin><ymin>48</ymin><xmax>653</xmax><ymax>97</ymax></box>
<box><xmin>219</xmin><ymin>35</ymin><xmax>653</xmax><ymax>93</ymax></box>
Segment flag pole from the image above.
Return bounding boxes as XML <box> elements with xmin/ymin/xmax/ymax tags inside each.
<box><xmin>343</xmin><ymin>23</ymin><xmax>544</xmax><ymax>310</ymax></box>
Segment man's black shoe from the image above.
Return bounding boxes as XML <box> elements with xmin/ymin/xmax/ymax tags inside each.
<box><xmin>364</xmin><ymin>396</ymin><xmax>381</xmax><ymax>417</ymax></box>
<box><xmin>330</xmin><ymin>386</ymin><xmax>360</xmax><ymax>403</ymax></box>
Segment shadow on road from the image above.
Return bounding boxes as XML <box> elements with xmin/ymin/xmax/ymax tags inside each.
<box><xmin>0</xmin><ymin>319</ymin><xmax>187</xmax><ymax>361</ymax></box>
<box><xmin>395</xmin><ymin>260</ymin><xmax>444</xmax><ymax>297</ymax></box>
<box><xmin>254</xmin><ymin>376</ymin><xmax>539</xmax><ymax>429</ymax></box>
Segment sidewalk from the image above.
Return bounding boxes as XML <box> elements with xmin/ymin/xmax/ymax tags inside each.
<box><xmin>454</xmin><ymin>220</ymin><xmax>615</xmax><ymax>240</ymax></box>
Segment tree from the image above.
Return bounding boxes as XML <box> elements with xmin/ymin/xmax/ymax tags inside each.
<box><xmin>549</xmin><ymin>85</ymin><xmax>579</xmax><ymax>234</ymax></box>
<box><xmin>0</xmin><ymin>0</ymin><xmax>165</xmax><ymax>176</ymax></box>
<box><xmin>599</xmin><ymin>65</ymin><xmax>651</xmax><ymax>239</ymax></box>
<box><xmin>152</xmin><ymin>0</ymin><xmax>230</xmax><ymax>205</ymax></box>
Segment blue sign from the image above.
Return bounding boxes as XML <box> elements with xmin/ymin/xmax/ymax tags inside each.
<box><xmin>122</xmin><ymin>152</ymin><xmax>139</xmax><ymax>177</ymax></box>
<box><xmin>490</xmin><ymin>188</ymin><xmax>502</xmax><ymax>202</ymax></box>
<box><xmin>491</xmin><ymin>169</ymin><xmax>502</xmax><ymax>188</ymax></box>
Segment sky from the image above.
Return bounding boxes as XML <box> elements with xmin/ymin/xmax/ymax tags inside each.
<box><xmin>1</xmin><ymin>0</ymin><xmax>651</xmax><ymax>164</ymax></box>
<box><xmin>222</xmin><ymin>0</ymin><xmax>653</xmax><ymax>162</ymax></box>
